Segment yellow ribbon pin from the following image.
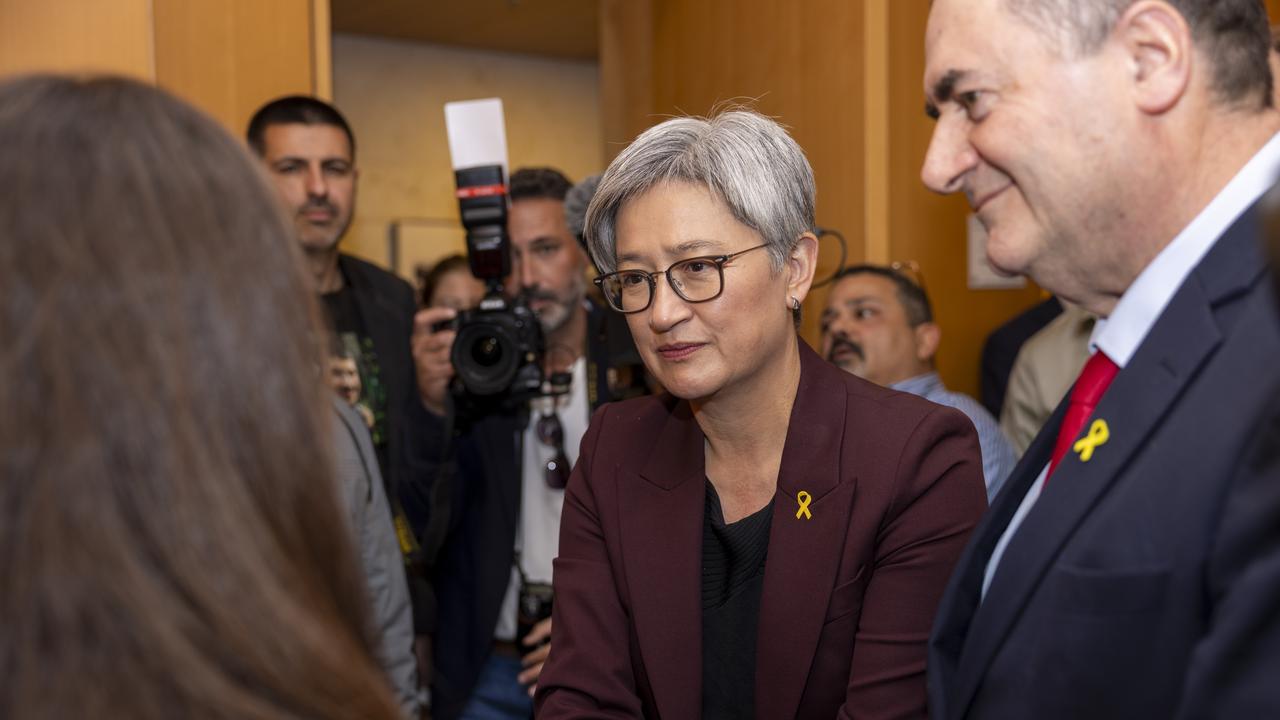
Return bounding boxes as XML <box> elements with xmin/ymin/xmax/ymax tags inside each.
<box><xmin>796</xmin><ymin>491</ymin><xmax>813</xmax><ymax>520</ymax></box>
<box><xmin>1073</xmin><ymin>419</ymin><xmax>1110</xmax><ymax>462</ymax></box>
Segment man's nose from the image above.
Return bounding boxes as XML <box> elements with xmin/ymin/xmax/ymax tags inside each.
<box><xmin>921</xmin><ymin>115</ymin><xmax>976</xmax><ymax>195</ymax></box>
<box><xmin>305</xmin><ymin>165</ymin><xmax>328</xmax><ymax>198</ymax></box>
<box><xmin>516</xmin><ymin>254</ymin><xmax>537</xmax><ymax>290</ymax></box>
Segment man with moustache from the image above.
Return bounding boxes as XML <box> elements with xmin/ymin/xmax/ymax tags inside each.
<box><xmin>247</xmin><ymin>96</ymin><xmax>434</xmax><ymax>707</ymax></box>
<box><xmin>247</xmin><ymin>96</ymin><xmax>431</xmax><ymax>496</ymax></box>
<box><xmin>921</xmin><ymin>0</ymin><xmax>1280</xmax><ymax>717</ymax></box>
<box><xmin>821</xmin><ymin>265</ymin><xmax>1014</xmax><ymax>498</ymax></box>
<box><xmin>414</xmin><ymin>168</ymin><xmax>646</xmax><ymax>720</ymax></box>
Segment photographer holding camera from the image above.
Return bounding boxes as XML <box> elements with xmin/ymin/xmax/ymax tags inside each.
<box><xmin>413</xmin><ymin>168</ymin><xmax>647</xmax><ymax>720</ymax></box>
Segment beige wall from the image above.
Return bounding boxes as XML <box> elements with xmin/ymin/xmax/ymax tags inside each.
<box><xmin>332</xmin><ymin>33</ymin><xmax>604</xmax><ymax>279</ymax></box>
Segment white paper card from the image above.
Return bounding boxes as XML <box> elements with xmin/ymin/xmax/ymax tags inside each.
<box><xmin>444</xmin><ymin>98</ymin><xmax>508</xmax><ymax>175</ymax></box>
<box><xmin>967</xmin><ymin>213</ymin><xmax>1026</xmax><ymax>289</ymax></box>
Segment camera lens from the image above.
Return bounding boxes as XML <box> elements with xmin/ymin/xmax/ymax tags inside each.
<box><xmin>470</xmin><ymin>336</ymin><xmax>504</xmax><ymax>367</ymax></box>
<box><xmin>453</xmin><ymin>321</ymin><xmax>520</xmax><ymax>396</ymax></box>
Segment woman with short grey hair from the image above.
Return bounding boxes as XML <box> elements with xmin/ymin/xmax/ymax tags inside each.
<box><xmin>586</xmin><ymin>110</ymin><xmax>816</xmax><ymax>274</ymax></box>
<box><xmin>536</xmin><ymin>110</ymin><xmax>985</xmax><ymax>719</ymax></box>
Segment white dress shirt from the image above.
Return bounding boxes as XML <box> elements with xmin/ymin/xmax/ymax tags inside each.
<box><xmin>494</xmin><ymin>357</ymin><xmax>589</xmax><ymax>640</ymax></box>
<box><xmin>982</xmin><ymin>131</ymin><xmax>1280</xmax><ymax>600</ymax></box>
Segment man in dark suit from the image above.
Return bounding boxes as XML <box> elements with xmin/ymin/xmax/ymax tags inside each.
<box><xmin>921</xmin><ymin>0</ymin><xmax>1280</xmax><ymax>717</ymax></box>
<box><xmin>247</xmin><ymin>97</ymin><xmax>436</xmax><ymax>690</ymax></box>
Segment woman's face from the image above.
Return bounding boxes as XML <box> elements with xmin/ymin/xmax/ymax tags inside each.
<box><xmin>614</xmin><ymin>180</ymin><xmax>801</xmax><ymax>403</ymax></box>
<box><xmin>429</xmin><ymin>268</ymin><xmax>484</xmax><ymax>311</ymax></box>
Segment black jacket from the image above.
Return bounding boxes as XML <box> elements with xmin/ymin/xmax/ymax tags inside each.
<box><xmin>334</xmin><ymin>255</ymin><xmax>439</xmax><ymax>630</ymax></box>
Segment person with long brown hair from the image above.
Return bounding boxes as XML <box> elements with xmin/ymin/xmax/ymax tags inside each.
<box><xmin>0</xmin><ymin>75</ymin><xmax>402</xmax><ymax>719</ymax></box>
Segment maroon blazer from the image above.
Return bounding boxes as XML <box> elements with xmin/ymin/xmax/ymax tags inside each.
<box><xmin>536</xmin><ymin>343</ymin><xmax>987</xmax><ymax>719</ymax></box>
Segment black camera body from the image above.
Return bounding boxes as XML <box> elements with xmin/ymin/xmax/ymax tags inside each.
<box><xmin>446</xmin><ymin>165</ymin><xmax>545</xmax><ymax>404</ymax></box>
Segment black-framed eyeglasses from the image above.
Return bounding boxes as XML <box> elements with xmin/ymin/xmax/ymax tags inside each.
<box><xmin>593</xmin><ymin>243</ymin><xmax>770</xmax><ymax>314</ymax></box>
<box><xmin>536</xmin><ymin>410</ymin><xmax>570</xmax><ymax>490</ymax></box>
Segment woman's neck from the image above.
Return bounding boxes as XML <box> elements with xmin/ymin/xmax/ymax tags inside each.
<box><xmin>693</xmin><ymin>335</ymin><xmax>802</xmax><ymax>521</ymax></box>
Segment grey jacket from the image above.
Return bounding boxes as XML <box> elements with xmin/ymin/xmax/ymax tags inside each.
<box><xmin>332</xmin><ymin>398</ymin><xmax>419</xmax><ymax>716</ymax></box>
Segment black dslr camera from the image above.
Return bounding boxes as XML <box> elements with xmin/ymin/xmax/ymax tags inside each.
<box><xmin>440</xmin><ymin>164</ymin><xmax>545</xmax><ymax>403</ymax></box>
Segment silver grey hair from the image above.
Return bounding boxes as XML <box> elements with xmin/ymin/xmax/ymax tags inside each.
<box><xmin>564</xmin><ymin>173</ymin><xmax>601</xmax><ymax>244</ymax></box>
<box><xmin>585</xmin><ymin>109</ymin><xmax>816</xmax><ymax>273</ymax></box>
<box><xmin>1003</xmin><ymin>0</ymin><xmax>1272</xmax><ymax>109</ymax></box>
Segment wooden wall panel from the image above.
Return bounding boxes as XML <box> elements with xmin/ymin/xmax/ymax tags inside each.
<box><xmin>599</xmin><ymin>0</ymin><xmax>653</xmax><ymax>160</ymax></box>
<box><xmin>0</xmin><ymin>0</ymin><xmax>153</xmax><ymax>81</ymax></box>
<box><xmin>887</xmin><ymin>1</ymin><xmax>1045</xmax><ymax>397</ymax></box>
<box><xmin>153</xmin><ymin>0</ymin><xmax>321</xmax><ymax>135</ymax></box>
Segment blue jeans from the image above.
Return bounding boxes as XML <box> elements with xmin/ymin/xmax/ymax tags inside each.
<box><xmin>457</xmin><ymin>653</ymin><xmax>533</xmax><ymax>720</ymax></box>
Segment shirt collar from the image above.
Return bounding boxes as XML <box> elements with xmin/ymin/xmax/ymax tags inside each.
<box><xmin>1092</xmin><ymin>131</ymin><xmax>1280</xmax><ymax>368</ymax></box>
<box><xmin>890</xmin><ymin>371</ymin><xmax>943</xmax><ymax>397</ymax></box>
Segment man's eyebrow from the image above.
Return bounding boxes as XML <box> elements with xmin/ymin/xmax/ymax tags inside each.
<box><xmin>925</xmin><ymin>69</ymin><xmax>966</xmax><ymax>119</ymax></box>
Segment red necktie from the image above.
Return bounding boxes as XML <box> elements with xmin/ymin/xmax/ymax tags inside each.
<box><xmin>1047</xmin><ymin>350</ymin><xmax>1119</xmax><ymax>479</ymax></box>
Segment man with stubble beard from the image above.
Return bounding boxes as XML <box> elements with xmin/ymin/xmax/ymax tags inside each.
<box><xmin>414</xmin><ymin>168</ymin><xmax>647</xmax><ymax>720</ymax></box>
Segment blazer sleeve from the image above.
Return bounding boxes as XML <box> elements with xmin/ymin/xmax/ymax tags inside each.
<box><xmin>841</xmin><ymin>405</ymin><xmax>988</xmax><ymax>719</ymax></box>
<box><xmin>1173</xmin><ymin>388</ymin><xmax>1280</xmax><ymax>719</ymax></box>
<box><xmin>536</xmin><ymin>407</ymin><xmax>645</xmax><ymax>719</ymax></box>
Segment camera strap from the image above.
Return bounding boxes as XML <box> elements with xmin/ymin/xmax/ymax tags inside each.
<box><xmin>513</xmin><ymin>548</ymin><xmax>530</xmax><ymax>587</ymax></box>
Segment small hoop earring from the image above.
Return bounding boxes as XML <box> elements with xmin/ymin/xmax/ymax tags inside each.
<box><xmin>790</xmin><ymin>296</ymin><xmax>801</xmax><ymax>311</ymax></box>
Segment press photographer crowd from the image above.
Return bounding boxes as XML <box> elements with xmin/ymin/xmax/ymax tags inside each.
<box><xmin>5</xmin><ymin>1</ymin><xmax>1280</xmax><ymax>718</ymax></box>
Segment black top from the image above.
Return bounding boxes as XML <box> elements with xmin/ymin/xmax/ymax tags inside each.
<box><xmin>323</xmin><ymin>282</ymin><xmax>390</xmax><ymax>477</ymax></box>
<box><xmin>701</xmin><ymin>480</ymin><xmax>773</xmax><ymax>720</ymax></box>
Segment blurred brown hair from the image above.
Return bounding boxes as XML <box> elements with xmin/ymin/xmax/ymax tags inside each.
<box><xmin>417</xmin><ymin>253</ymin><xmax>471</xmax><ymax>308</ymax></box>
<box><xmin>0</xmin><ymin>75</ymin><xmax>400</xmax><ymax>719</ymax></box>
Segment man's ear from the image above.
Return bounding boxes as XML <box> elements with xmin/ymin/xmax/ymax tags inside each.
<box><xmin>1116</xmin><ymin>0</ymin><xmax>1192</xmax><ymax>115</ymax></box>
<box><xmin>915</xmin><ymin>321</ymin><xmax>942</xmax><ymax>362</ymax></box>
<box><xmin>786</xmin><ymin>232</ymin><xmax>819</xmax><ymax>304</ymax></box>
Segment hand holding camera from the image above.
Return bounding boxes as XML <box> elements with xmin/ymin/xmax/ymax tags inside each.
<box><xmin>412</xmin><ymin>306</ymin><xmax>458</xmax><ymax>417</ymax></box>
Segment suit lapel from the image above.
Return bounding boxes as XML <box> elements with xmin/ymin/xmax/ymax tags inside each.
<box><xmin>619</xmin><ymin>400</ymin><xmax>706</xmax><ymax>720</ymax></box>
<box><xmin>930</xmin><ymin>409</ymin><xmax>1060</xmax><ymax>716</ymax></box>
<box><xmin>755</xmin><ymin>344</ymin><xmax>854</xmax><ymax>719</ymax></box>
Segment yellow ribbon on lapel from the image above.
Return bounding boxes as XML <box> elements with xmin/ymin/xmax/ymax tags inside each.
<box><xmin>795</xmin><ymin>491</ymin><xmax>813</xmax><ymax>520</ymax></box>
<box><xmin>1073</xmin><ymin>419</ymin><xmax>1110</xmax><ymax>462</ymax></box>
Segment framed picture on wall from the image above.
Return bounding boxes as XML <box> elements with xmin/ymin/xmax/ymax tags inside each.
<box><xmin>388</xmin><ymin>217</ymin><xmax>467</xmax><ymax>289</ymax></box>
